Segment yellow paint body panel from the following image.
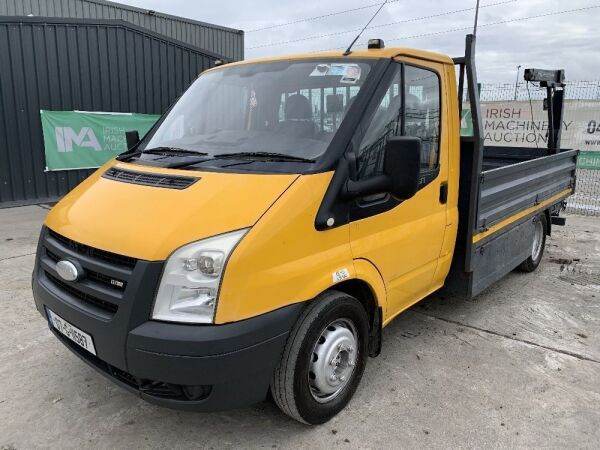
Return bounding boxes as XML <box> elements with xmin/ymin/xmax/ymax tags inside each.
<box><xmin>432</xmin><ymin>64</ymin><xmax>461</xmax><ymax>289</ymax></box>
<box><xmin>216</xmin><ymin>173</ymin><xmax>357</xmax><ymax>323</ymax></box>
<box><xmin>348</xmin><ymin>58</ymin><xmax>459</xmax><ymax>324</ymax></box>
<box><xmin>352</xmin><ymin>259</ymin><xmax>388</xmax><ymax>315</ymax></box>
<box><xmin>204</xmin><ymin>48</ymin><xmax>454</xmax><ymax>75</ymax></box>
<box><xmin>45</xmin><ymin>161</ymin><xmax>298</xmax><ymax>261</ymax></box>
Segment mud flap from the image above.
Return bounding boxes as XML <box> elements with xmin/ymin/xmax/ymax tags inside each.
<box><xmin>368</xmin><ymin>306</ymin><xmax>383</xmax><ymax>357</ymax></box>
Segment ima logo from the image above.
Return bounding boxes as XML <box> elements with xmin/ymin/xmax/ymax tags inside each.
<box><xmin>55</xmin><ymin>127</ymin><xmax>101</xmax><ymax>152</ymax></box>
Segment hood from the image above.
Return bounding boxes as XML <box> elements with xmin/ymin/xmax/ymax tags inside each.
<box><xmin>45</xmin><ymin>162</ymin><xmax>299</xmax><ymax>261</ymax></box>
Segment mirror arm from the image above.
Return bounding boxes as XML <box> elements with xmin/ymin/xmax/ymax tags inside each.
<box><xmin>347</xmin><ymin>151</ymin><xmax>358</xmax><ymax>181</ymax></box>
<box><xmin>343</xmin><ymin>175</ymin><xmax>391</xmax><ymax>199</ymax></box>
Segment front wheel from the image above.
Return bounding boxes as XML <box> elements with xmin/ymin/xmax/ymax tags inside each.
<box><xmin>271</xmin><ymin>291</ymin><xmax>369</xmax><ymax>424</ymax></box>
<box><xmin>519</xmin><ymin>213</ymin><xmax>547</xmax><ymax>272</ymax></box>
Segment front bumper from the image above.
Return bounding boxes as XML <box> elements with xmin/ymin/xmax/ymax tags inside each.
<box><xmin>33</xmin><ymin>227</ymin><xmax>305</xmax><ymax>411</ymax></box>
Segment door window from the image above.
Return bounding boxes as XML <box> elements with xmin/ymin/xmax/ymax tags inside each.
<box><xmin>405</xmin><ymin>65</ymin><xmax>441</xmax><ymax>171</ymax></box>
<box><xmin>356</xmin><ymin>67</ymin><xmax>402</xmax><ymax>179</ymax></box>
<box><xmin>355</xmin><ymin>63</ymin><xmax>441</xmax><ymax>179</ymax></box>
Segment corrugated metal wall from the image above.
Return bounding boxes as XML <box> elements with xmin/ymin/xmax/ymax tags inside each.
<box><xmin>0</xmin><ymin>17</ymin><xmax>222</xmax><ymax>207</ymax></box>
<box><xmin>0</xmin><ymin>0</ymin><xmax>244</xmax><ymax>60</ymax></box>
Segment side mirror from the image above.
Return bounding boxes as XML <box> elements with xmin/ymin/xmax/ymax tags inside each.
<box><xmin>125</xmin><ymin>130</ymin><xmax>140</xmax><ymax>151</ymax></box>
<box><xmin>344</xmin><ymin>136</ymin><xmax>421</xmax><ymax>200</ymax></box>
<box><xmin>384</xmin><ymin>136</ymin><xmax>421</xmax><ymax>200</ymax></box>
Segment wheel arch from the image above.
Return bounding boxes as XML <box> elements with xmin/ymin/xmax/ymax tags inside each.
<box><xmin>332</xmin><ymin>279</ymin><xmax>378</xmax><ymax>326</ymax></box>
<box><xmin>327</xmin><ymin>260</ymin><xmax>386</xmax><ymax>357</ymax></box>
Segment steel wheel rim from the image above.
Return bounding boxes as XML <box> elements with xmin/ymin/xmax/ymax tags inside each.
<box><xmin>532</xmin><ymin>219</ymin><xmax>544</xmax><ymax>261</ymax></box>
<box><xmin>308</xmin><ymin>318</ymin><xmax>358</xmax><ymax>404</ymax></box>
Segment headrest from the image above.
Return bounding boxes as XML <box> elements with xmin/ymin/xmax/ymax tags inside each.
<box><xmin>405</xmin><ymin>93</ymin><xmax>422</xmax><ymax>110</ymax></box>
<box><xmin>285</xmin><ymin>94</ymin><xmax>312</xmax><ymax>121</ymax></box>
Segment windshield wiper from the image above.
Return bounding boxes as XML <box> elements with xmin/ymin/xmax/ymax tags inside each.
<box><xmin>214</xmin><ymin>152</ymin><xmax>316</xmax><ymax>163</ymax></box>
<box><xmin>117</xmin><ymin>147</ymin><xmax>207</xmax><ymax>162</ymax></box>
<box><xmin>143</xmin><ymin>147</ymin><xmax>208</xmax><ymax>156</ymax></box>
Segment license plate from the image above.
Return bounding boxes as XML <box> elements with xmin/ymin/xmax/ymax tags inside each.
<box><xmin>47</xmin><ymin>308</ymin><xmax>97</xmax><ymax>356</ymax></box>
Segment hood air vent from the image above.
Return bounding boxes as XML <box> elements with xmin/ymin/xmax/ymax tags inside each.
<box><xmin>103</xmin><ymin>167</ymin><xmax>199</xmax><ymax>190</ymax></box>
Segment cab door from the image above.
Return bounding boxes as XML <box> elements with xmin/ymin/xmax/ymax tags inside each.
<box><xmin>349</xmin><ymin>60</ymin><xmax>448</xmax><ymax>320</ymax></box>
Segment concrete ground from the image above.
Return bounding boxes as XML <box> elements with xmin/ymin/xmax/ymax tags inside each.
<box><xmin>1</xmin><ymin>206</ymin><xmax>599</xmax><ymax>449</ymax></box>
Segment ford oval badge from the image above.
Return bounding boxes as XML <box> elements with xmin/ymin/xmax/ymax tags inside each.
<box><xmin>56</xmin><ymin>260</ymin><xmax>79</xmax><ymax>282</ymax></box>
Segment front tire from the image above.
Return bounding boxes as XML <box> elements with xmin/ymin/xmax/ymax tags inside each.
<box><xmin>519</xmin><ymin>214</ymin><xmax>547</xmax><ymax>272</ymax></box>
<box><xmin>271</xmin><ymin>290</ymin><xmax>369</xmax><ymax>424</ymax></box>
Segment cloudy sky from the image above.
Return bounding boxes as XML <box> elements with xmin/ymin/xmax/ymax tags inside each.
<box><xmin>113</xmin><ymin>0</ymin><xmax>599</xmax><ymax>83</ymax></box>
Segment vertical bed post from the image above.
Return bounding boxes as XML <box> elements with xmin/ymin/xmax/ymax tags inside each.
<box><xmin>463</xmin><ymin>34</ymin><xmax>484</xmax><ymax>272</ymax></box>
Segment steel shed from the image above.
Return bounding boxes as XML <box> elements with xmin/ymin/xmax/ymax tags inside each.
<box><xmin>0</xmin><ymin>0</ymin><xmax>244</xmax><ymax>60</ymax></box>
<box><xmin>0</xmin><ymin>16</ymin><xmax>232</xmax><ymax>207</ymax></box>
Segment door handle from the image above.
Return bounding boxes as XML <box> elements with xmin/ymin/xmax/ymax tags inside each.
<box><xmin>439</xmin><ymin>182</ymin><xmax>448</xmax><ymax>204</ymax></box>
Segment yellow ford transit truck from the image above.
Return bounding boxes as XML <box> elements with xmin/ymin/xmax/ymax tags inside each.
<box><xmin>32</xmin><ymin>35</ymin><xmax>577</xmax><ymax>424</ymax></box>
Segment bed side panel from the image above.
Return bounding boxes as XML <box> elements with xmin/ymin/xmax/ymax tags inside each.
<box><xmin>477</xmin><ymin>150</ymin><xmax>577</xmax><ymax>231</ymax></box>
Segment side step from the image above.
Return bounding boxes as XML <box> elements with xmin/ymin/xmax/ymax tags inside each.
<box><xmin>551</xmin><ymin>216</ymin><xmax>567</xmax><ymax>226</ymax></box>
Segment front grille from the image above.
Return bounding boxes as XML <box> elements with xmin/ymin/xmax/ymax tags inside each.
<box><xmin>86</xmin><ymin>271</ymin><xmax>127</xmax><ymax>290</ymax></box>
<box><xmin>46</xmin><ymin>249</ymin><xmax>127</xmax><ymax>291</ymax></box>
<box><xmin>45</xmin><ymin>272</ymin><xmax>118</xmax><ymax>315</ymax></box>
<box><xmin>48</xmin><ymin>229</ymin><xmax>136</xmax><ymax>269</ymax></box>
<box><xmin>102</xmin><ymin>167</ymin><xmax>199</xmax><ymax>190</ymax></box>
<box><xmin>109</xmin><ymin>366</ymin><xmax>140</xmax><ymax>387</ymax></box>
<box><xmin>42</xmin><ymin>229</ymin><xmax>138</xmax><ymax>318</ymax></box>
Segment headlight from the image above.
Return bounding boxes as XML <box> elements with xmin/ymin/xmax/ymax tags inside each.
<box><xmin>152</xmin><ymin>229</ymin><xmax>248</xmax><ymax>324</ymax></box>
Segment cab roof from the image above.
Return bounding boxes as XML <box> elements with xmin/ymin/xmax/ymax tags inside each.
<box><xmin>209</xmin><ymin>47</ymin><xmax>454</xmax><ymax>73</ymax></box>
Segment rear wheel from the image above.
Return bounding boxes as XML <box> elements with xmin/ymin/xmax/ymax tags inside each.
<box><xmin>271</xmin><ymin>291</ymin><xmax>369</xmax><ymax>424</ymax></box>
<box><xmin>519</xmin><ymin>214</ymin><xmax>547</xmax><ymax>272</ymax></box>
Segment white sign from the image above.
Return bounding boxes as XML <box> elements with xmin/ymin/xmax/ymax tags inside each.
<box><xmin>464</xmin><ymin>100</ymin><xmax>600</xmax><ymax>152</ymax></box>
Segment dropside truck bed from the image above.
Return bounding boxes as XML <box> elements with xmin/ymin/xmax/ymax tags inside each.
<box><xmin>445</xmin><ymin>35</ymin><xmax>578</xmax><ymax>298</ymax></box>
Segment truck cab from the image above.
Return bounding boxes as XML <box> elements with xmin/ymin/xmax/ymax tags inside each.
<box><xmin>32</xmin><ymin>36</ymin><xmax>576</xmax><ymax>424</ymax></box>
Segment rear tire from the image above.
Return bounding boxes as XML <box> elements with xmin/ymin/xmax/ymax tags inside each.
<box><xmin>519</xmin><ymin>214</ymin><xmax>547</xmax><ymax>272</ymax></box>
<box><xmin>271</xmin><ymin>290</ymin><xmax>369</xmax><ymax>425</ymax></box>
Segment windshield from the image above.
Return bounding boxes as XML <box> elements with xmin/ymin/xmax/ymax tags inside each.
<box><xmin>141</xmin><ymin>60</ymin><xmax>374</xmax><ymax>161</ymax></box>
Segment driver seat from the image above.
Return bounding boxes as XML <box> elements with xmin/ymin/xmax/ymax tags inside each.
<box><xmin>277</xmin><ymin>94</ymin><xmax>316</xmax><ymax>138</ymax></box>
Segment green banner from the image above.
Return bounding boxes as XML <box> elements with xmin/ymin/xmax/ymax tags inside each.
<box><xmin>461</xmin><ymin>109</ymin><xmax>473</xmax><ymax>137</ymax></box>
<box><xmin>577</xmin><ymin>151</ymin><xmax>600</xmax><ymax>170</ymax></box>
<box><xmin>41</xmin><ymin>111</ymin><xmax>160</xmax><ymax>171</ymax></box>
